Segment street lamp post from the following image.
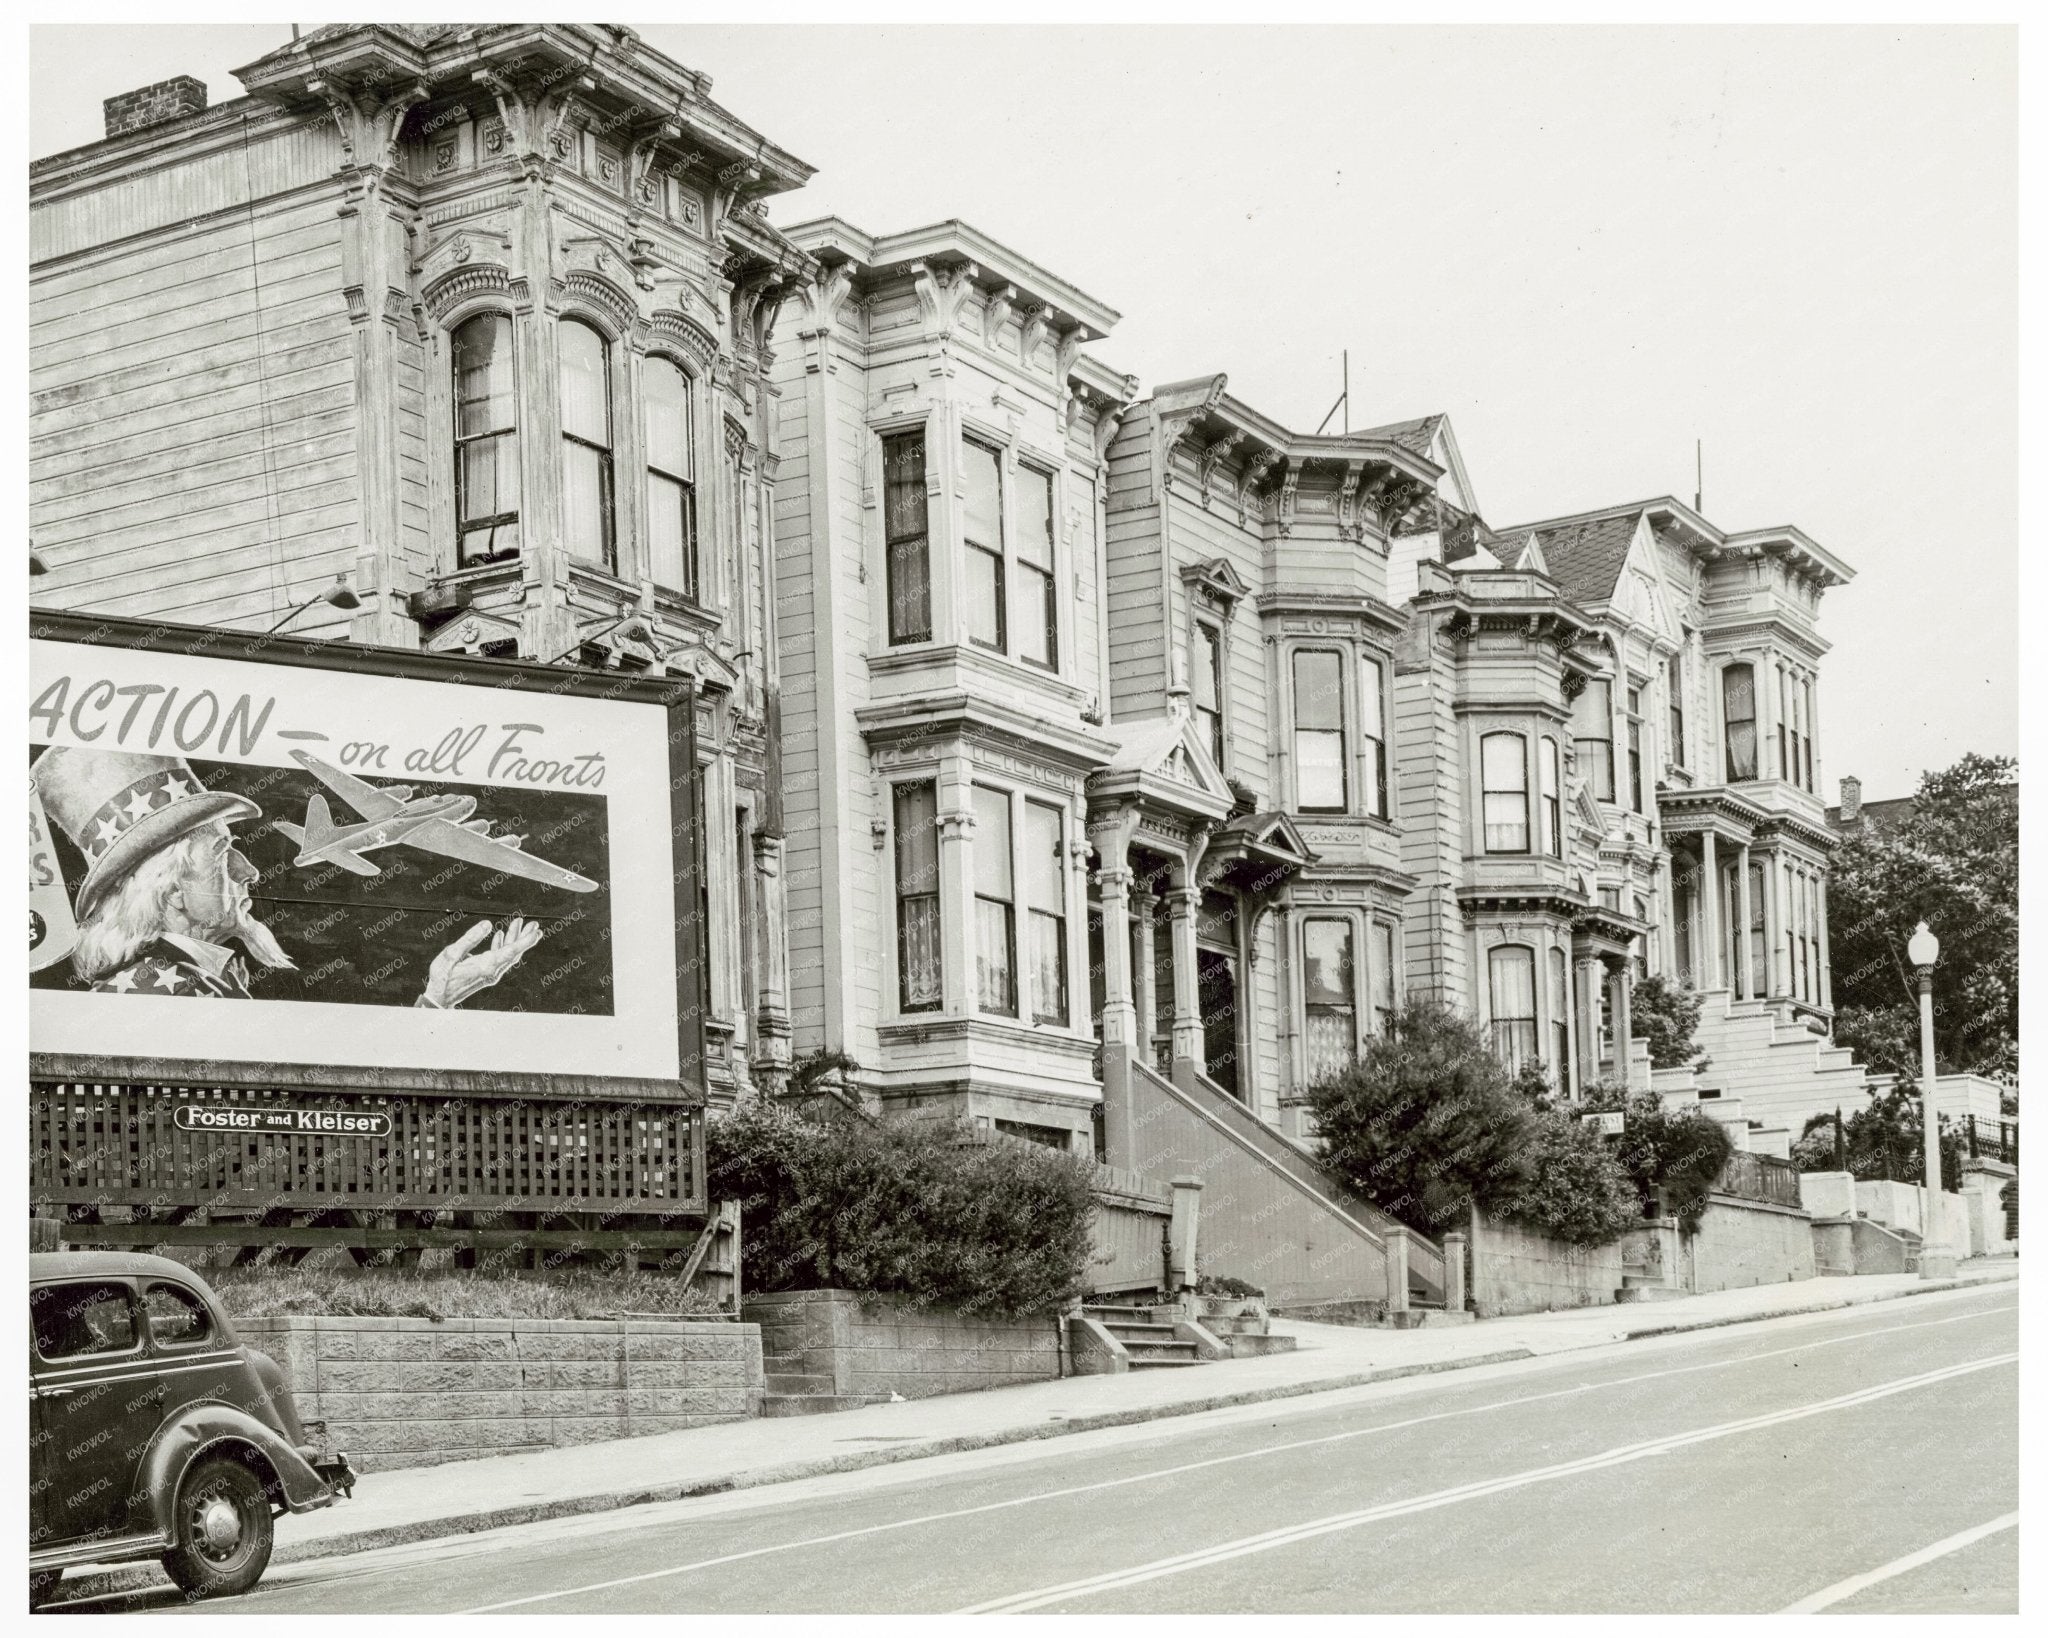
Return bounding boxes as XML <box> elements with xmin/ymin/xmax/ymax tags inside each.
<box><xmin>1906</xmin><ymin>921</ymin><xmax>1957</xmax><ymax>1279</ymax></box>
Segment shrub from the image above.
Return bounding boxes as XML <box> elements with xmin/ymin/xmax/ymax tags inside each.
<box><xmin>1585</xmin><ymin>1086</ymin><xmax>1734</xmax><ymax>1234</ymax></box>
<box><xmin>706</xmin><ymin>1101</ymin><xmax>1096</xmax><ymax>1318</ymax></box>
<box><xmin>1196</xmin><ymin>1273</ymin><xmax>1265</xmax><ymax>1299</ymax></box>
<box><xmin>200</xmin><ymin>1265</ymin><xmax>723</xmax><ymax>1322</ymax></box>
<box><xmin>1631</xmin><ymin>975</ymin><xmax>1704</xmax><ymax>1069</ymax></box>
<box><xmin>1498</xmin><ymin>1113</ymin><xmax>1644</xmax><ymax>1246</ymax></box>
<box><xmin>1306</xmin><ymin>1000</ymin><xmax>1539</xmax><ymax>1238</ymax></box>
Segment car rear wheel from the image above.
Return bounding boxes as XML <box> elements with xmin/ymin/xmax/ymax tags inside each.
<box><xmin>29</xmin><ymin>1570</ymin><xmax>60</xmax><ymax>1611</ymax></box>
<box><xmin>160</xmin><ymin>1456</ymin><xmax>274</xmax><ymax>1599</ymax></box>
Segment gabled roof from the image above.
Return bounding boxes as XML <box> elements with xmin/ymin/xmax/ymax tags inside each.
<box><xmin>1091</xmin><ymin>712</ymin><xmax>1235</xmax><ymax>819</ymax></box>
<box><xmin>1354</xmin><ymin>415</ymin><xmax>1443</xmax><ymax>457</ymax></box>
<box><xmin>1530</xmin><ymin>512</ymin><xmax>1645</xmax><ymax>607</ymax></box>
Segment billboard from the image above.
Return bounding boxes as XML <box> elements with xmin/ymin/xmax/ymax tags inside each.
<box><xmin>29</xmin><ymin>614</ymin><xmax>698</xmax><ymax>1088</ymax></box>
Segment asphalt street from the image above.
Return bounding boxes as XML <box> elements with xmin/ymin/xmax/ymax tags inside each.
<box><xmin>60</xmin><ymin>1282</ymin><xmax>2018</xmax><ymax>1616</ymax></box>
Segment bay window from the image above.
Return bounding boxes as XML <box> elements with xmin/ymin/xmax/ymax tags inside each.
<box><xmin>452</xmin><ymin>313</ymin><xmax>520</xmax><ymax>566</ymax></box>
<box><xmin>644</xmin><ymin>357</ymin><xmax>697</xmax><ymax>597</ymax></box>
<box><xmin>1488</xmin><ymin>945</ymin><xmax>1538</xmax><ymax>1074</ymax></box>
<box><xmin>1550</xmin><ymin>945</ymin><xmax>1571</xmax><ymax>1091</ymax></box>
<box><xmin>1803</xmin><ymin>677</ymin><xmax>1817</xmax><ymax>790</ymax></box>
<box><xmin>1293</xmin><ymin>649</ymin><xmax>1347</xmax><ymax>812</ymax></box>
<box><xmin>1573</xmin><ymin>678</ymin><xmax>1615</xmax><ymax>802</ymax></box>
<box><xmin>1668</xmin><ymin>653</ymin><xmax>1686</xmax><ymax>770</ymax></box>
<box><xmin>1723</xmin><ymin>663</ymin><xmax>1757</xmax><ymax>781</ymax></box>
<box><xmin>1481</xmin><ymin>731</ymin><xmax>1529</xmax><ymax>853</ymax></box>
<box><xmin>1540</xmin><ymin>736</ymin><xmax>1562</xmax><ymax>857</ymax></box>
<box><xmin>1025</xmin><ymin>799</ymin><xmax>1067</xmax><ymax>1025</ymax></box>
<box><xmin>894</xmin><ymin>782</ymin><xmax>941</xmax><ymax>1012</ymax></box>
<box><xmin>1626</xmin><ymin>685</ymin><xmax>1644</xmax><ymax>811</ymax></box>
<box><xmin>1016</xmin><ymin>465</ymin><xmax>1057</xmax><ymax>670</ymax></box>
<box><xmin>558</xmin><ymin>319</ymin><xmax>614</xmax><ymax>569</ymax></box>
<box><xmin>1360</xmin><ymin>654</ymin><xmax>1389</xmax><ymax>818</ymax></box>
<box><xmin>973</xmin><ymin>785</ymin><xmax>1016</xmax><ymax>1016</ymax></box>
<box><xmin>884</xmin><ymin>429</ymin><xmax>932</xmax><ymax>644</ymax></box>
<box><xmin>963</xmin><ymin>439</ymin><xmax>1006</xmax><ymax>650</ymax></box>
<box><xmin>1303</xmin><ymin>917</ymin><xmax>1357</xmax><ymax>1084</ymax></box>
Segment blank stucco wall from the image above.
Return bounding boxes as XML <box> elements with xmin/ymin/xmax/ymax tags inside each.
<box><xmin>1686</xmin><ymin>1195</ymin><xmax>1816</xmax><ymax>1293</ymax></box>
<box><xmin>1469</xmin><ymin>1212</ymin><xmax>1627</xmax><ymax>1318</ymax></box>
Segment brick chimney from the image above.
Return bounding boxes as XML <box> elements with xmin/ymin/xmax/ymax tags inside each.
<box><xmin>1838</xmin><ymin>775</ymin><xmax>1862</xmax><ymax>824</ymax></box>
<box><xmin>103</xmin><ymin>76</ymin><xmax>207</xmax><ymax>140</ymax></box>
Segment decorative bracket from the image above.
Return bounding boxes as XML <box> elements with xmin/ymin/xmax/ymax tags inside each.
<box><xmin>982</xmin><ymin>283</ymin><xmax>1016</xmax><ymax>347</ymax></box>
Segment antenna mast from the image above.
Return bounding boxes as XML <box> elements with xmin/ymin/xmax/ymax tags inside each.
<box><xmin>1314</xmin><ymin>349</ymin><xmax>1350</xmax><ymax>436</ymax></box>
<box><xmin>1695</xmin><ymin>439</ymin><xmax>1703</xmax><ymax>513</ymax></box>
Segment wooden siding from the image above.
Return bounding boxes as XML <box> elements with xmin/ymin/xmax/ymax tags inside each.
<box><xmin>1103</xmin><ymin>407</ymin><xmax>1168</xmax><ymax>719</ymax></box>
<box><xmin>31</xmin><ymin>185</ymin><xmax>358</xmax><ymax>630</ymax></box>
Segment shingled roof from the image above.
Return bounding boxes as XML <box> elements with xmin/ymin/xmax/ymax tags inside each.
<box><xmin>1354</xmin><ymin>415</ymin><xmax>1444</xmax><ymax>458</ymax></box>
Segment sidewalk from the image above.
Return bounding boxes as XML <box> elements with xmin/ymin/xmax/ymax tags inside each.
<box><xmin>262</xmin><ymin>1259</ymin><xmax>2017</xmax><ymax>1566</ymax></box>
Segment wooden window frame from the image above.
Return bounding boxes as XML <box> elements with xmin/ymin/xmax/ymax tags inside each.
<box><xmin>1480</xmin><ymin>730</ymin><xmax>1531</xmax><ymax>855</ymax></box>
<box><xmin>557</xmin><ymin>317</ymin><xmax>617</xmax><ymax>573</ymax></box>
<box><xmin>452</xmin><ymin>311</ymin><xmax>522</xmax><ymax>568</ymax></box>
<box><xmin>882</xmin><ymin>426</ymin><xmax>934</xmax><ymax>646</ymax></box>
<box><xmin>1292</xmin><ymin>647</ymin><xmax>1349</xmax><ymax>815</ymax></box>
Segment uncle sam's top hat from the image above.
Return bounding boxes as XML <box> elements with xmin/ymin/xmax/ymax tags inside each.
<box><xmin>31</xmin><ymin>746</ymin><xmax>260</xmax><ymax>924</ymax></box>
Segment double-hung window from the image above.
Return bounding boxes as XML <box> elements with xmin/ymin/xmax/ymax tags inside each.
<box><xmin>1540</xmin><ymin>736</ymin><xmax>1562</xmax><ymax>857</ymax></box>
<box><xmin>883</xmin><ymin>430</ymin><xmax>933</xmax><ymax>644</ymax></box>
<box><xmin>1549</xmin><ymin>945</ymin><xmax>1571</xmax><ymax>1090</ymax></box>
<box><xmin>644</xmin><ymin>358</ymin><xmax>697</xmax><ymax>597</ymax></box>
<box><xmin>1480</xmin><ymin>731</ymin><xmax>1529</xmax><ymax>853</ymax></box>
<box><xmin>962</xmin><ymin>439</ymin><xmax>1006</xmax><ymax>650</ymax></box>
<box><xmin>1802</xmin><ymin>677</ymin><xmax>1817</xmax><ymax>791</ymax></box>
<box><xmin>1025</xmin><ymin>800</ymin><xmax>1067</xmax><ymax>1025</ymax></box>
<box><xmin>1723</xmin><ymin>663</ymin><xmax>1758</xmax><ymax>781</ymax></box>
<box><xmin>1193</xmin><ymin>621</ymin><xmax>1226</xmax><ymax>769</ymax></box>
<box><xmin>894</xmin><ymin>782</ymin><xmax>941</xmax><ymax>1012</ymax></box>
<box><xmin>1015</xmin><ymin>466</ymin><xmax>1058</xmax><ymax>670</ymax></box>
<box><xmin>1302</xmin><ymin>917</ymin><xmax>1357</xmax><ymax>1083</ymax></box>
<box><xmin>1573</xmin><ymin>678</ymin><xmax>1615</xmax><ymax>801</ymax></box>
<box><xmin>558</xmin><ymin>320</ymin><xmax>614</xmax><ymax>569</ymax></box>
<box><xmin>1626</xmin><ymin>685</ymin><xmax>1645</xmax><ymax>811</ymax></box>
<box><xmin>1369</xmin><ymin>919</ymin><xmax>1396</xmax><ymax>1035</ymax></box>
<box><xmin>1488</xmin><ymin>945</ymin><xmax>1538</xmax><ymax>1075</ymax></box>
<box><xmin>1360</xmin><ymin>654</ymin><xmax>1389</xmax><ymax>818</ymax></box>
<box><xmin>1293</xmin><ymin>649</ymin><xmax>1347</xmax><ymax>812</ymax></box>
<box><xmin>1667</xmin><ymin>653</ymin><xmax>1686</xmax><ymax>770</ymax></box>
<box><xmin>453</xmin><ymin>313</ymin><xmax>520</xmax><ymax>566</ymax></box>
<box><xmin>973</xmin><ymin>786</ymin><xmax>1016</xmax><ymax>1016</ymax></box>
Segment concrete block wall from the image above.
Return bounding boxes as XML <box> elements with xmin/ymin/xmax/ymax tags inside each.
<box><xmin>1468</xmin><ymin>1210</ymin><xmax>1628</xmax><ymax>1318</ymax></box>
<box><xmin>744</xmin><ymin>1289</ymin><xmax>1061</xmax><ymax>1400</ymax></box>
<box><xmin>239</xmin><ymin>1316</ymin><xmax>763</xmax><ymax>1472</ymax></box>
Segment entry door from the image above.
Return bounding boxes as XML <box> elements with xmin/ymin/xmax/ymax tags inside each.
<box><xmin>1197</xmin><ymin>946</ymin><xmax>1240</xmax><ymax>1098</ymax></box>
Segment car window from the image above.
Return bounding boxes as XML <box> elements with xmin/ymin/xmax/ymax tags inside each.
<box><xmin>143</xmin><ymin>1283</ymin><xmax>214</xmax><ymax>1349</ymax></box>
<box><xmin>31</xmin><ymin>1281</ymin><xmax>139</xmax><ymax>1361</ymax></box>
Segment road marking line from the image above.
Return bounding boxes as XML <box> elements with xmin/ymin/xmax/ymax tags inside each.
<box><xmin>1778</xmin><ymin>1512</ymin><xmax>2019</xmax><ymax>1613</ymax></box>
<box><xmin>452</xmin><ymin>1303</ymin><xmax>2014</xmax><ymax>1613</ymax></box>
<box><xmin>957</xmin><ymin>1352</ymin><xmax>2018</xmax><ymax>1614</ymax></box>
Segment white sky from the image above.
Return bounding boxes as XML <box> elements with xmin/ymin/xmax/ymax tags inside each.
<box><xmin>27</xmin><ymin>22</ymin><xmax>2018</xmax><ymax>804</ymax></box>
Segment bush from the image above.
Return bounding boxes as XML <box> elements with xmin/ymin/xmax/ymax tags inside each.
<box><xmin>1631</xmin><ymin>975</ymin><xmax>1704</xmax><ymax>1069</ymax></box>
<box><xmin>1498</xmin><ymin>1113</ymin><xmax>1644</xmax><ymax>1246</ymax></box>
<box><xmin>1306</xmin><ymin>1000</ymin><xmax>1539</xmax><ymax>1238</ymax></box>
<box><xmin>706</xmin><ymin>1102</ymin><xmax>1096</xmax><ymax>1318</ymax></box>
<box><xmin>200</xmin><ymin>1265</ymin><xmax>723</xmax><ymax>1322</ymax></box>
<box><xmin>1586</xmin><ymin>1086</ymin><xmax>1734</xmax><ymax>1234</ymax></box>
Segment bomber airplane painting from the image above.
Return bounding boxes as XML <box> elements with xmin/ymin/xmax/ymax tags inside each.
<box><xmin>276</xmin><ymin>750</ymin><xmax>598</xmax><ymax>893</ymax></box>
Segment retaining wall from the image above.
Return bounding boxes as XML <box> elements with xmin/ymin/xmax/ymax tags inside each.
<box><xmin>239</xmin><ymin>1315</ymin><xmax>762</xmax><ymax>1473</ymax></box>
<box><xmin>743</xmin><ymin>1289</ymin><xmax>1061</xmax><ymax>1400</ymax></box>
<box><xmin>1468</xmin><ymin>1211</ymin><xmax>1627</xmax><ymax>1318</ymax></box>
<box><xmin>1683</xmin><ymin>1194</ymin><xmax>1816</xmax><ymax>1293</ymax></box>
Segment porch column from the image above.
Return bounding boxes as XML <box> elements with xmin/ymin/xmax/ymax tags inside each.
<box><xmin>1609</xmin><ymin>956</ymin><xmax>1636</xmax><ymax>1088</ymax></box>
<box><xmin>1699</xmin><ymin>829</ymin><xmax>1723</xmax><ymax>991</ymax></box>
<box><xmin>1575</xmin><ymin>955</ymin><xmax>1605</xmax><ymax>1090</ymax></box>
<box><xmin>1167</xmin><ymin>884</ymin><xmax>1205</xmax><ymax>1083</ymax></box>
<box><xmin>1735</xmin><ymin>842</ymin><xmax>1754</xmax><ymax>1000</ymax></box>
<box><xmin>1131</xmin><ymin>889</ymin><xmax>1159</xmax><ymax>1065</ymax></box>
<box><xmin>1092</xmin><ymin>859</ymin><xmax>1138</xmax><ymax>1167</ymax></box>
<box><xmin>1764</xmin><ymin>851</ymin><xmax>1788</xmax><ymax>999</ymax></box>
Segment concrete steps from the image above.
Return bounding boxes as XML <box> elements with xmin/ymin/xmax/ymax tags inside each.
<box><xmin>1689</xmin><ymin>988</ymin><xmax>1876</xmax><ymax>1136</ymax></box>
<box><xmin>1077</xmin><ymin>1298</ymin><xmax>1301</xmax><ymax>1367</ymax></box>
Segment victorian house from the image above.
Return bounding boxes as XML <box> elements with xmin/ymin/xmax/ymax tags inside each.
<box><xmin>28</xmin><ymin>23</ymin><xmax>812</xmax><ymax>1105</ymax></box>
<box><xmin>31</xmin><ymin>22</ymin><xmax>1872</xmax><ymax>1297</ymax></box>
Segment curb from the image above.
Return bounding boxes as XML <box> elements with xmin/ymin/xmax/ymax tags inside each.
<box><xmin>56</xmin><ymin>1268</ymin><xmax>2017</xmax><ymax>1595</ymax></box>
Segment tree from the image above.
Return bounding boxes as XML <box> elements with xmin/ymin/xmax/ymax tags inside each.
<box><xmin>1827</xmin><ymin>753</ymin><xmax>2017</xmax><ymax>1084</ymax></box>
<box><xmin>1306</xmin><ymin>1001</ymin><xmax>1539</xmax><ymax>1238</ymax></box>
<box><xmin>1630</xmin><ymin>975</ymin><xmax>1704</xmax><ymax>1069</ymax></box>
<box><xmin>1791</xmin><ymin>1083</ymin><xmax>1963</xmax><ymax>1191</ymax></box>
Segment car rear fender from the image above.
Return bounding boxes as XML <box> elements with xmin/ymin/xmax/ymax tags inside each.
<box><xmin>137</xmin><ymin>1404</ymin><xmax>334</xmax><ymax>1535</ymax></box>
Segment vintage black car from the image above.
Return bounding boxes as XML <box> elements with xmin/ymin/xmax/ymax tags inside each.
<box><xmin>28</xmin><ymin>1252</ymin><xmax>354</xmax><ymax>1608</ymax></box>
